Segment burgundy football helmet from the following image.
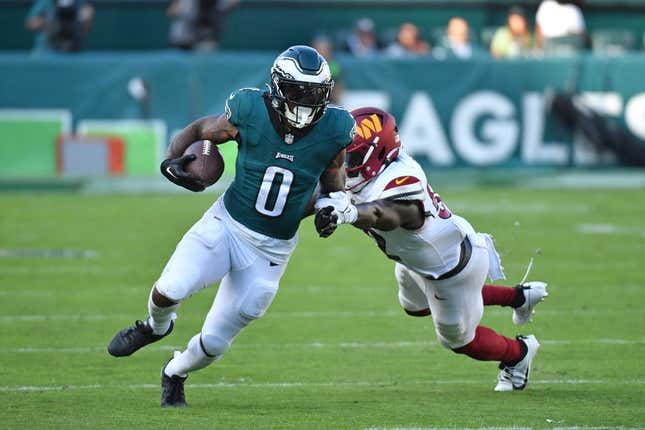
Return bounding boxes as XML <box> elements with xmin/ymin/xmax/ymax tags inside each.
<box><xmin>346</xmin><ymin>107</ymin><xmax>401</xmax><ymax>192</ymax></box>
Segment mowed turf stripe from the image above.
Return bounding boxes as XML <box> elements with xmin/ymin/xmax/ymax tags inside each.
<box><xmin>0</xmin><ymin>285</ymin><xmax>391</xmax><ymax>296</ymax></box>
<box><xmin>2</xmin><ymin>338</ymin><xmax>644</xmax><ymax>353</ymax></box>
<box><xmin>1</xmin><ymin>378</ymin><xmax>644</xmax><ymax>393</ymax></box>
<box><xmin>0</xmin><ymin>308</ymin><xmax>634</xmax><ymax>322</ymax></box>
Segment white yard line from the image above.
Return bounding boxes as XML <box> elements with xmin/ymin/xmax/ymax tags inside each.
<box><xmin>453</xmin><ymin>202</ymin><xmax>592</xmax><ymax>214</ymax></box>
<box><xmin>366</xmin><ymin>427</ymin><xmax>643</xmax><ymax>430</ymax></box>
<box><xmin>366</xmin><ymin>428</ymin><xmax>535</xmax><ymax>430</ymax></box>
<box><xmin>0</xmin><ymin>290</ymin><xmax>55</xmax><ymax>297</ymax></box>
<box><xmin>1</xmin><ymin>338</ymin><xmax>643</xmax><ymax>354</ymax></box>
<box><xmin>367</xmin><ymin>428</ymin><xmax>644</xmax><ymax>430</ymax></box>
<box><xmin>0</xmin><ymin>266</ymin><xmax>133</xmax><ymax>275</ymax></box>
<box><xmin>0</xmin><ymin>287</ymin><xmax>390</xmax><ymax>299</ymax></box>
<box><xmin>0</xmin><ymin>285</ymin><xmax>389</xmax><ymax>297</ymax></box>
<box><xmin>548</xmin><ymin>428</ymin><xmax>645</xmax><ymax>430</ymax></box>
<box><xmin>1</xmin><ymin>378</ymin><xmax>643</xmax><ymax>393</ymax></box>
<box><xmin>577</xmin><ymin>223</ymin><xmax>645</xmax><ymax>238</ymax></box>
<box><xmin>3</xmin><ymin>342</ymin><xmax>436</xmax><ymax>354</ymax></box>
<box><xmin>0</xmin><ymin>314</ymin><xmax>133</xmax><ymax>322</ymax></box>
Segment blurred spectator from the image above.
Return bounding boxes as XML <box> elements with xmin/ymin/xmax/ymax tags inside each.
<box><xmin>25</xmin><ymin>0</ymin><xmax>94</xmax><ymax>53</ymax></box>
<box><xmin>535</xmin><ymin>0</ymin><xmax>587</xmax><ymax>54</ymax></box>
<box><xmin>344</xmin><ymin>17</ymin><xmax>380</xmax><ymax>57</ymax></box>
<box><xmin>490</xmin><ymin>7</ymin><xmax>533</xmax><ymax>58</ymax></box>
<box><xmin>434</xmin><ymin>17</ymin><xmax>482</xmax><ymax>60</ymax></box>
<box><xmin>167</xmin><ymin>0</ymin><xmax>238</xmax><ymax>51</ymax></box>
<box><xmin>311</xmin><ymin>35</ymin><xmax>344</xmax><ymax>104</ymax></box>
<box><xmin>385</xmin><ymin>22</ymin><xmax>430</xmax><ymax>57</ymax></box>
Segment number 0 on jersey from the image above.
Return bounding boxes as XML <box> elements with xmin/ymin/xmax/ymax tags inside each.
<box><xmin>255</xmin><ymin>166</ymin><xmax>294</xmax><ymax>217</ymax></box>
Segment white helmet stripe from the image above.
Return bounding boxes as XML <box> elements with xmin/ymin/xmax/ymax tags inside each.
<box><xmin>273</xmin><ymin>57</ymin><xmax>331</xmax><ymax>84</ymax></box>
<box><xmin>280</xmin><ymin>56</ymin><xmax>325</xmax><ymax>76</ymax></box>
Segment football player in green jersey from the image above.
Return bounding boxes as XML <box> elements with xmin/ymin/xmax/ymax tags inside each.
<box><xmin>107</xmin><ymin>46</ymin><xmax>356</xmax><ymax>407</ymax></box>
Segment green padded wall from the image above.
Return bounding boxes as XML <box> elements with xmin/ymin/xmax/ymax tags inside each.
<box><xmin>77</xmin><ymin>120</ymin><xmax>165</xmax><ymax>176</ymax></box>
<box><xmin>0</xmin><ymin>110</ymin><xmax>70</xmax><ymax>177</ymax></box>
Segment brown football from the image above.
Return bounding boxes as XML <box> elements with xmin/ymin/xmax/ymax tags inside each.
<box><xmin>183</xmin><ymin>140</ymin><xmax>225</xmax><ymax>187</ymax></box>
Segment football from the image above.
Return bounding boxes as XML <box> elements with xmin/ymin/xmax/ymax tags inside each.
<box><xmin>183</xmin><ymin>140</ymin><xmax>225</xmax><ymax>187</ymax></box>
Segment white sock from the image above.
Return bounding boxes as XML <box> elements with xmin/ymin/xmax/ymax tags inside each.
<box><xmin>164</xmin><ymin>334</ymin><xmax>217</xmax><ymax>377</ymax></box>
<box><xmin>147</xmin><ymin>288</ymin><xmax>178</xmax><ymax>335</ymax></box>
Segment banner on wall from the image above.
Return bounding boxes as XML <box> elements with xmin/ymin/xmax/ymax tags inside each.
<box><xmin>1</xmin><ymin>53</ymin><xmax>644</xmax><ymax>176</ymax></box>
<box><xmin>339</xmin><ymin>56</ymin><xmax>645</xmax><ymax>167</ymax></box>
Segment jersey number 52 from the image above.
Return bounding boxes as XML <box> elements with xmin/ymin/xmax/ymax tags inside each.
<box><xmin>427</xmin><ymin>185</ymin><xmax>452</xmax><ymax>219</ymax></box>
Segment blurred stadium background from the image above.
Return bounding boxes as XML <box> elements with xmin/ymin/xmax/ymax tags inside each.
<box><xmin>0</xmin><ymin>0</ymin><xmax>644</xmax><ymax>428</ymax></box>
<box><xmin>2</xmin><ymin>0</ymin><xmax>645</xmax><ymax>184</ymax></box>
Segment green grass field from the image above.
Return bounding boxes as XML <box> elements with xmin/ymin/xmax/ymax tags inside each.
<box><xmin>0</xmin><ymin>187</ymin><xmax>643</xmax><ymax>429</ymax></box>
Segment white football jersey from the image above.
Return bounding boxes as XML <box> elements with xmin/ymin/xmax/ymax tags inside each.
<box><xmin>350</xmin><ymin>151</ymin><xmax>475</xmax><ymax>278</ymax></box>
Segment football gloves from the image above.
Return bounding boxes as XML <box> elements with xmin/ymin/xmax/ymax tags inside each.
<box><xmin>314</xmin><ymin>191</ymin><xmax>358</xmax><ymax>237</ymax></box>
<box><xmin>315</xmin><ymin>206</ymin><xmax>338</xmax><ymax>238</ymax></box>
<box><xmin>160</xmin><ymin>154</ymin><xmax>205</xmax><ymax>192</ymax></box>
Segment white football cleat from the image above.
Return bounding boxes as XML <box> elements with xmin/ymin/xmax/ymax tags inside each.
<box><xmin>494</xmin><ymin>335</ymin><xmax>540</xmax><ymax>392</ymax></box>
<box><xmin>513</xmin><ymin>281</ymin><xmax>548</xmax><ymax>326</ymax></box>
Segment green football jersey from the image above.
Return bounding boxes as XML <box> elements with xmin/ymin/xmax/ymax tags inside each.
<box><xmin>223</xmin><ymin>88</ymin><xmax>355</xmax><ymax>240</ymax></box>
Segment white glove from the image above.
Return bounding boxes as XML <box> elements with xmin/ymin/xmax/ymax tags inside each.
<box><xmin>314</xmin><ymin>191</ymin><xmax>358</xmax><ymax>225</ymax></box>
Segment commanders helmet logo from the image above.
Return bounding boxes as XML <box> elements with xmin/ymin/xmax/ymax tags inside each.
<box><xmin>355</xmin><ymin>114</ymin><xmax>382</xmax><ymax>140</ymax></box>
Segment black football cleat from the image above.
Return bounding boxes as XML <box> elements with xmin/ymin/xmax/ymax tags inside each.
<box><xmin>107</xmin><ymin>319</ymin><xmax>173</xmax><ymax>357</ymax></box>
<box><xmin>161</xmin><ymin>360</ymin><xmax>187</xmax><ymax>407</ymax></box>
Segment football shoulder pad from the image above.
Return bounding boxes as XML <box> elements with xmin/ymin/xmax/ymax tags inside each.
<box><xmin>379</xmin><ymin>175</ymin><xmax>425</xmax><ymax>201</ymax></box>
<box><xmin>225</xmin><ymin>87</ymin><xmax>262</xmax><ymax>127</ymax></box>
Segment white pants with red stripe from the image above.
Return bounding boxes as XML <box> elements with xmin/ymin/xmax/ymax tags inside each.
<box><xmin>395</xmin><ymin>233</ymin><xmax>493</xmax><ymax>349</ymax></box>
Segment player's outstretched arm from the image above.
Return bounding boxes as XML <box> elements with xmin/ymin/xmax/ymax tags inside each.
<box><xmin>314</xmin><ymin>196</ymin><xmax>423</xmax><ymax>237</ymax></box>
<box><xmin>353</xmin><ymin>200</ymin><xmax>424</xmax><ymax>231</ymax></box>
<box><xmin>161</xmin><ymin>115</ymin><xmax>238</xmax><ymax>192</ymax></box>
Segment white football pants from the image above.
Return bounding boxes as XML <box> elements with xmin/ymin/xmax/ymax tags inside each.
<box><xmin>155</xmin><ymin>203</ymin><xmax>290</xmax><ymax>360</ymax></box>
<box><xmin>395</xmin><ymin>233</ymin><xmax>490</xmax><ymax>349</ymax></box>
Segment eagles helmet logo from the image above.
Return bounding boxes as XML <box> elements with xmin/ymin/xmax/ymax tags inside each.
<box><xmin>268</xmin><ymin>45</ymin><xmax>334</xmax><ymax>129</ymax></box>
<box><xmin>349</xmin><ymin>121</ymin><xmax>358</xmax><ymax>141</ymax></box>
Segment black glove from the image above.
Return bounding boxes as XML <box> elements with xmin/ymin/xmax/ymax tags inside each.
<box><xmin>315</xmin><ymin>206</ymin><xmax>338</xmax><ymax>238</ymax></box>
<box><xmin>160</xmin><ymin>154</ymin><xmax>205</xmax><ymax>192</ymax></box>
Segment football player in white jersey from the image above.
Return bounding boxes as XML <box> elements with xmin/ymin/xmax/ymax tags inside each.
<box><xmin>314</xmin><ymin>107</ymin><xmax>548</xmax><ymax>391</ymax></box>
